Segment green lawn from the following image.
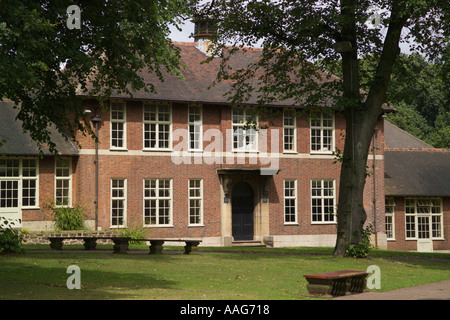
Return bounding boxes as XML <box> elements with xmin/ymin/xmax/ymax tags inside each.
<box><xmin>0</xmin><ymin>245</ymin><xmax>448</xmax><ymax>300</ymax></box>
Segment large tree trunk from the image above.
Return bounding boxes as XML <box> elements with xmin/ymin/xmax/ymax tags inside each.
<box><xmin>333</xmin><ymin>0</ymin><xmax>410</xmax><ymax>256</ymax></box>
<box><xmin>333</xmin><ymin>107</ymin><xmax>378</xmax><ymax>256</ymax></box>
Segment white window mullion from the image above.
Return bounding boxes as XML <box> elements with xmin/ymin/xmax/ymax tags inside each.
<box><xmin>143</xmin><ymin>102</ymin><xmax>172</xmax><ymax>150</ymax></box>
<box><xmin>188</xmin><ymin>179</ymin><xmax>203</xmax><ymax>226</ymax></box>
<box><xmin>110</xmin><ymin>101</ymin><xmax>127</xmax><ymax>150</ymax></box>
<box><xmin>385</xmin><ymin>197</ymin><xmax>395</xmax><ymax>240</ymax></box>
<box><xmin>283</xmin><ymin>109</ymin><xmax>296</xmax><ymax>152</ymax></box>
<box><xmin>188</xmin><ymin>104</ymin><xmax>203</xmax><ymax>151</ymax></box>
<box><xmin>284</xmin><ymin>179</ymin><xmax>297</xmax><ymax>224</ymax></box>
<box><xmin>55</xmin><ymin>158</ymin><xmax>72</xmax><ymax>207</ymax></box>
<box><xmin>111</xmin><ymin>179</ymin><xmax>126</xmax><ymax>227</ymax></box>
<box><xmin>232</xmin><ymin>107</ymin><xmax>258</xmax><ymax>152</ymax></box>
<box><xmin>144</xmin><ymin>178</ymin><xmax>172</xmax><ymax>226</ymax></box>
<box><xmin>311</xmin><ymin>179</ymin><xmax>336</xmax><ymax>224</ymax></box>
<box><xmin>310</xmin><ymin>113</ymin><xmax>334</xmax><ymax>153</ymax></box>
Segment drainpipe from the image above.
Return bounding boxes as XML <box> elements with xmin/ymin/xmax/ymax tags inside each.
<box><xmin>372</xmin><ymin>131</ymin><xmax>378</xmax><ymax>248</ymax></box>
<box><xmin>91</xmin><ymin>115</ymin><xmax>101</xmax><ymax>231</ymax></box>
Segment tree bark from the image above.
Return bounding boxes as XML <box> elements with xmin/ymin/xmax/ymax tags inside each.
<box><xmin>333</xmin><ymin>0</ymin><xmax>411</xmax><ymax>256</ymax></box>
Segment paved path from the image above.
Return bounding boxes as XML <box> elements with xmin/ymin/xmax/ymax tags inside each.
<box><xmin>334</xmin><ymin>279</ymin><xmax>450</xmax><ymax>300</ymax></box>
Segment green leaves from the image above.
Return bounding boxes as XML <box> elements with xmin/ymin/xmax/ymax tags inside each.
<box><xmin>0</xmin><ymin>0</ymin><xmax>197</xmax><ymax>153</ymax></box>
<box><xmin>0</xmin><ymin>217</ymin><xmax>24</xmax><ymax>254</ymax></box>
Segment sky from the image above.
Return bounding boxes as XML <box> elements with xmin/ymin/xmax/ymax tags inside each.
<box><xmin>169</xmin><ymin>19</ymin><xmax>413</xmax><ymax>55</ymax></box>
<box><xmin>169</xmin><ymin>22</ymin><xmax>196</xmax><ymax>42</ymax></box>
<box><xmin>169</xmin><ymin>8</ymin><xmax>414</xmax><ymax>55</ymax></box>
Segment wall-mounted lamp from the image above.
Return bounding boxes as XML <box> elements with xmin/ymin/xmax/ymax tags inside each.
<box><xmin>224</xmin><ymin>194</ymin><xmax>229</xmax><ymax>203</ymax></box>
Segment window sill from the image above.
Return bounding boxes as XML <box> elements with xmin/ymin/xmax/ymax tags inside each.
<box><xmin>144</xmin><ymin>225</ymin><xmax>174</xmax><ymax>228</ymax></box>
<box><xmin>311</xmin><ymin>222</ymin><xmax>337</xmax><ymax>225</ymax></box>
<box><xmin>283</xmin><ymin>223</ymin><xmax>299</xmax><ymax>226</ymax></box>
<box><xmin>110</xmin><ymin>148</ymin><xmax>128</xmax><ymax>152</ymax></box>
<box><xmin>232</xmin><ymin>150</ymin><xmax>259</xmax><ymax>154</ymax></box>
<box><xmin>188</xmin><ymin>224</ymin><xmax>205</xmax><ymax>227</ymax></box>
<box><xmin>21</xmin><ymin>207</ymin><xmax>40</xmax><ymax>210</ymax></box>
<box><xmin>142</xmin><ymin>148</ymin><xmax>172</xmax><ymax>152</ymax></box>
<box><xmin>310</xmin><ymin>151</ymin><xmax>334</xmax><ymax>155</ymax></box>
<box><xmin>282</xmin><ymin>151</ymin><xmax>297</xmax><ymax>154</ymax></box>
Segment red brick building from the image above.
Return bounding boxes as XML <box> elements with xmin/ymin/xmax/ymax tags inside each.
<box><xmin>2</xmin><ymin>34</ymin><xmax>446</xmax><ymax>251</ymax></box>
<box><xmin>383</xmin><ymin>121</ymin><xmax>450</xmax><ymax>252</ymax></box>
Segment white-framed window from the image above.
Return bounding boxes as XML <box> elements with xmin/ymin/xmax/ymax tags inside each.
<box><xmin>405</xmin><ymin>198</ymin><xmax>443</xmax><ymax>240</ymax></box>
<box><xmin>0</xmin><ymin>158</ymin><xmax>39</xmax><ymax>209</ymax></box>
<box><xmin>143</xmin><ymin>102</ymin><xmax>172</xmax><ymax>150</ymax></box>
<box><xmin>284</xmin><ymin>179</ymin><xmax>297</xmax><ymax>224</ymax></box>
<box><xmin>188</xmin><ymin>104</ymin><xmax>202</xmax><ymax>151</ymax></box>
<box><xmin>55</xmin><ymin>158</ymin><xmax>71</xmax><ymax>207</ymax></box>
<box><xmin>110</xmin><ymin>101</ymin><xmax>126</xmax><ymax>149</ymax></box>
<box><xmin>111</xmin><ymin>179</ymin><xmax>126</xmax><ymax>227</ymax></box>
<box><xmin>188</xmin><ymin>179</ymin><xmax>203</xmax><ymax>226</ymax></box>
<box><xmin>283</xmin><ymin>109</ymin><xmax>296</xmax><ymax>152</ymax></box>
<box><xmin>143</xmin><ymin>179</ymin><xmax>172</xmax><ymax>226</ymax></box>
<box><xmin>310</xmin><ymin>112</ymin><xmax>334</xmax><ymax>153</ymax></box>
<box><xmin>311</xmin><ymin>179</ymin><xmax>336</xmax><ymax>223</ymax></box>
<box><xmin>385</xmin><ymin>197</ymin><xmax>395</xmax><ymax>240</ymax></box>
<box><xmin>232</xmin><ymin>107</ymin><xmax>258</xmax><ymax>151</ymax></box>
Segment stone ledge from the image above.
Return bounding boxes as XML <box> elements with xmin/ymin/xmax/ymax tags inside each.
<box><xmin>23</xmin><ymin>231</ymin><xmax>119</xmax><ymax>245</ymax></box>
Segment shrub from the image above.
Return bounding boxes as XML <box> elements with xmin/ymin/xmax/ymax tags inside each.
<box><xmin>0</xmin><ymin>217</ymin><xmax>24</xmax><ymax>254</ymax></box>
<box><xmin>53</xmin><ymin>205</ymin><xmax>86</xmax><ymax>231</ymax></box>
<box><xmin>345</xmin><ymin>223</ymin><xmax>374</xmax><ymax>258</ymax></box>
<box><xmin>118</xmin><ymin>225</ymin><xmax>146</xmax><ymax>245</ymax></box>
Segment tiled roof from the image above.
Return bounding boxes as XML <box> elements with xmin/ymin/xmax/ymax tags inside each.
<box><xmin>384</xmin><ymin>120</ymin><xmax>450</xmax><ymax>197</ymax></box>
<box><xmin>384</xmin><ymin>120</ymin><xmax>433</xmax><ymax>149</ymax></box>
<box><xmin>384</xmin><ymin>150</ymin><xmax>450</xmax><ymax>196</ymax></box>
<box><xmin>0</xmin><ymin>101</ymin><xmax>79</xmax><ymax>156</ymax></box>
<box><xmin>80</xmin><ymin>42</ymin><xmax>394</xmax><ymax>111</ymax></box>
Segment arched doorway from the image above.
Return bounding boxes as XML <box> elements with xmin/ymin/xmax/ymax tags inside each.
<box><xmin>232</xmin><ymin>182</ymin><xmax>254</xmax><ymax>241</ymax></box>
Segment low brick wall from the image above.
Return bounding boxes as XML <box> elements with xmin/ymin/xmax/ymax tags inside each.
<box><xmin>23</xmin><ymin>231</ymin><xmax>119</xmax><ymax>245</ymax></box>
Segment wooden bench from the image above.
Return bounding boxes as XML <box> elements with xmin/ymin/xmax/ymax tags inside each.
<box><xmin>47</xmin><ymin>236</ymin><xmax>132</xmax><ymax>254</ymax></box>
<box><xmin>303</xmin><ymin>270</ymin><xmax>369</xmax><ymax>296</ymax></box>
<box><xmin>134</xmin><ymin>239</ymin><xmax>202</xmax><ymax>255</ymax></box>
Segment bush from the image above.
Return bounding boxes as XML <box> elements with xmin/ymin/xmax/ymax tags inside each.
<box><xmin>345</xmin><ymin>224</ymin><xmax>374</xmax><ymax>258</ymax></box>
<box><xmin>118</xmin><ymin>225</ymin><xmax>146</xmax><ymax>245</ymax></box>
<box><xmin>53</xmin><ymin>205</ymin><xmax>86</xmax><ymax>231</ymax></box>
<box><xmin>0</xmin><ymin>217</ymin><xmax>24</xmax><ymax>254</ymax></box>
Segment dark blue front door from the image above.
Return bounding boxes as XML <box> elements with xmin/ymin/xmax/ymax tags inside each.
<box><xmin>232</xmin><ymin>182</ymin><xmax>254</xmax><ymax>241</ymax></box>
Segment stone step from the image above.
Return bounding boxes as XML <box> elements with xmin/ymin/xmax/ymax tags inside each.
<box><xmin>232</xmin><ymin>240</ymin><xmax>266</xmax><ymax>247</ymax></box>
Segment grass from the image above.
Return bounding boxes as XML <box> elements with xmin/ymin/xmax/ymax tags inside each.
<box><xmin>0</xmin><ymin>244</ymin><xmax>448</xmax><ymax>300</ymax></box>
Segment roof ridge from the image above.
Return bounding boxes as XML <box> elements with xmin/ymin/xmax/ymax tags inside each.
<box><xmin>385</xmin><ymin>147</ymin><xmax>450</xmax><ymax>152</ymax></box>
<box><xmin>171</xmin><ymin>41</ymin><xmax>197</xmax><ymax>46</ymax></box>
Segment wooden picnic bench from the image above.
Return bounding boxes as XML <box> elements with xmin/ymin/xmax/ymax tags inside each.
<box><xmin>46</xmin><ymin>236</ymin><xmax>202</xmax><ymax>255</ymax></box>
<box><xmin>303</xmin><ymin>270</ymin><xmax>369</xmax><ymax>296</ymax></box>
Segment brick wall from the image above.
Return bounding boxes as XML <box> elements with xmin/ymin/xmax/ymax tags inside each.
<box><xmin>64</xmin><ymin>100</ymin><xmax>386</xmax><ymax>245</ymax></box>
<box><xmin>387</xmin><ymin>196</ymin><xmax>450</xmax><ymax>251</ymax></box>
